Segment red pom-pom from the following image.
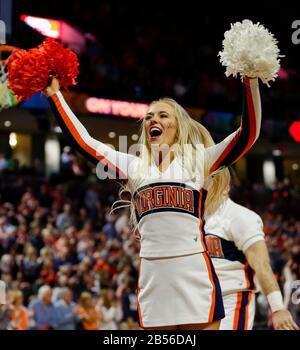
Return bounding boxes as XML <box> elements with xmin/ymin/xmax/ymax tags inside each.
<box><xmin>7</xmin><ymin>38</ymin><xmax>79</xmax><ymax>100</ymax></box>
<box><xmin>38</xmin><ymin>38</ymin><xmax>79</xmax><ymax>90</ymax></box>
<box><xmin>7</xmin><ymin>48</ymin><xmax>50</xmax><ymax>100</ymax></box>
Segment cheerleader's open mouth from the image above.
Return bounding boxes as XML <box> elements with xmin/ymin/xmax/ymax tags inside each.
<box><xmin>149</xmin><ymin>126</ymin><xmax>163</xmax><ymax>141</ymax></box>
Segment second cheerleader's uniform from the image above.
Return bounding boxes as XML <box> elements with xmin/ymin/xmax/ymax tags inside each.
<box><xmin>205</xmin><ymin>198</ymin><xmax>265</xmax><ymax>330</ymax></box>
<box><xmin>48</xmin><ymin>77</ymin><xmax>261</xmax><ymax>327</ymax></box>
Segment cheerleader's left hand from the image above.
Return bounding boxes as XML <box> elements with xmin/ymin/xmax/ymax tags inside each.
<box><xmin>272</xmin><ymin>309</ymin><xmax>299</xmax><ymax>330</ymax></box>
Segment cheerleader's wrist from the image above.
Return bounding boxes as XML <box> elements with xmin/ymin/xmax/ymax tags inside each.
<box><xmin>267</xmin><ymin>291</ymin><xmax>284</xmax><ymax>313</ymax></box>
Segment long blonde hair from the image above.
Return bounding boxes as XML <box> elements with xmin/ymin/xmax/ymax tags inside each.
<box><xmin>113</xmin><ymin>97</ymin><xmax>230</xmax><ymax>225</ymax></box>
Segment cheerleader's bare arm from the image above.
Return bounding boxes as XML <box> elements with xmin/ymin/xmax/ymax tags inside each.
<box><xmin>48</xmin><ymin>91</ymin><xmax>136</xmax><ymax>179</ymax></box>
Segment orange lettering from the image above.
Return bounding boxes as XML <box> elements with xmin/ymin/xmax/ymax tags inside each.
<box><xmin>167</xmin><ymin>187</ymin><xmax>177</xmax><ymax>207</ymax></box>
<box><xmin>161</xmin><ymin>186</ymin><xmax>167</xmax><ymax>206</ymax></box>
<box><xmin>177</xmin><ymin>187</ymin><xmax>184</xmax><ymax>208</ymax></box>
<box><xmin>141</xmin><ymin>189</ymin><xmax>151</xmax><ymax>212</ymax></box>
<box><xmin>153</xmin><ymin>187</ymin><xmax>163</xmax><ymax>207</ymax></box>
<box><xmin>206</xmin><ymin>236</ymin><xmax>224</xmax><ymax>258</ymax></box>
<box><xmin>183</xmin><ymin>189</ymin><xmax>193</xmax><ymax>212</ymax></box>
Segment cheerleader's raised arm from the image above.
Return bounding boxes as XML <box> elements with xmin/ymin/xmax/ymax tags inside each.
<box><xmin>206</xmin><ymin>19</ymin><xmax>282</xmax><ymax>174</ymax></box>
<box><xmin>205</xmin><ymin>77</ymin><xmax>261</xmax><ymax>174</ymax></box>
<box><xmin>46</xmin><ymin>78</ymin><xmax>136</xmax><ymax>180</ymax></box>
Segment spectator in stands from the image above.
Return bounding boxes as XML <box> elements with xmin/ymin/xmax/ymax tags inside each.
<box><xmin>76</xmin><ymin>291</ymin><xmax>100</xmax><ymax>330</ymax></box>
<box><xmin>28</xmin><ymin>285</ymin><xmax>58</xmax><ymax>330</ymax></box>
<box><xmin>119</xmin><ymin>277</ymin><xmax>138</xmax><ymax>324</ymax></box>
<box><xmin>0</xmin><ymin>303</ymin><xmax>11</xmax><ymax>330</ymax></box>
<box><xmin>10</xmin><ymin>290</ymin><xmax>28</xmax><ymax>330</ymax></box>
<box><xmin>22</xmin><ymin>244</ymin><xmax>41</xmax><ymax>284</ymax></box>
<box><xmin>96</xmin><ymin>289</ymin><xmax>122</xmax><ymax>330</ymax></box>
<box><xmin>61</xmin><ymin>146</ymin><xmax>73</xmax><ymax>177</ymax></box>
<box><xmin>0</xmin><ymin>153</ymin><xmax>7</xmax><ymax>172</ymax></box>
<box><xmin>54</xmin><ymin>287</ymin><xmax>78</xmax><ymax>330</ymax></box>
<box><xmin>52</xmin><ymin>275</ymin><xmax>69</xmax><ymax>303</ymax></box>
<box><xmin>56</xmin><ymin>203</ymin><xmax>74</xmax><ymax>231</ymax></box>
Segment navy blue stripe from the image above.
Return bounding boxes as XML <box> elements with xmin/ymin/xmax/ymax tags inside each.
<box><xmin>134</xmin><ymin>182</ymin><xmax>196</xmax><ymax>197</ymax></box>
<box><xmin>200</xmin><ymin>189</ymin><xmax>208</xmax><ymax>251</ymax></box>
<box><xmin>205</xmin><ymin>234</ymin><xmax>246</xmax><ymax>264</ymax></box>
<box><xmin>237</xmin><ymin>292</ymin><xmax>250</xmax><ymax>330</ymax></box>
<box><xmin>204</xmin><ymin>252</ymin><xmax>225</xmax><ymax>321</ymax></box>
<box><xmin>245</xmin><ymin>264</ymin><xmax>255</xmax><ymax>290</ymax></box>
<box><xmin>135</xmin><ymin>205</ymin><xmax>199</xmax><ymax>221</ymax></box>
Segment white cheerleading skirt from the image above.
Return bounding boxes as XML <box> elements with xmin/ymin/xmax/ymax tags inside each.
<box><xmin>136</xmin><ymin>252</ymin><xmax>224</xmax><ymax>328</ymax></box>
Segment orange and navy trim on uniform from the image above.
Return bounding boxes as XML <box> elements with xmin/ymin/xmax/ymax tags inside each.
<box><xmin>134</xmin><ymin>182</ymin><xmax>200</xmax><ymax>222</ymax></box>
<box><xmin>202</xmin><ymin>252</ymin><xmax>225</xmax><ymax>322</ymax></box>
<box><xmin>136</xmin><ymin>258</ymin><xmax>144</xmax><ymax>328</ymax></box>
<box><xmin>205</xmin><ymin>234</ymin><xmax>244</xmax><ymax>262</ymax></box>
<box><xmin>198</xmin><ymin>189</ymin><xmax>208</xmax><ymax>250</ymax></box>
<box><xmin>210</xmin><ymin>77</ymin><xmax>258</xmax><ymax>174</ymax></box>
<box><xmin>205</xmin><ymin>234</ymin><xmax>256</xmax><ymax>292</ymax></box>
<box><xmin>205</xmin><ymin>235</ymin><xmax>225</xmax><ymax>258</ymax></box>
<box><xmin>233</xmin><ymin>291</ymin><xmax>252</xmax><ymax>330</ymax></box>
<box><xmin>48</xmin><ymin>94</ymin><xmax>127</xmax><ymax>179</ymax></box>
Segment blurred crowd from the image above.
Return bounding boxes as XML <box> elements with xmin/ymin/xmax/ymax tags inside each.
<box><xmin>0</xmin><ymin>158</ymin><xmax>140</xmax><ymax>330</ymax></box>
<box><xmin>0</xmin><ymin>156</ymin><xmax>299</xmax><ymax>330</ymax></box>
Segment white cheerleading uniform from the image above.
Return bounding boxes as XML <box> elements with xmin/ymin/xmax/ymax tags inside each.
<box><xmin>48</xmin><ymin>77</ymin><xmax>261</xmax><ymax>327</ymax></box>
<box><xmin>205</xmin><ymin>198</ymin><xmax>265</xmax><ymax>330</ymax></box>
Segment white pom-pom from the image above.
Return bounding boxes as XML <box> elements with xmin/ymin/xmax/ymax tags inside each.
<box><xmin>219</xmin><ymin>19</ymin><xmax>282</xmax><ymax>86</ymax></box>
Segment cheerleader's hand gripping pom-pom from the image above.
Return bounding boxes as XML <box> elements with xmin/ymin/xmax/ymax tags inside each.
<box><xmin>7</xmin><ymin>38</ymin><xmax>79</xmax><ymax>100</ymax></box>
<box><xmin>218</xmin><ymin>19</ymin><xmax>282</xmax><ymax>86</ymax></box>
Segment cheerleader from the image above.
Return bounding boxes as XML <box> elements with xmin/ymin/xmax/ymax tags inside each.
<box><xmin>204</xmin><ymin>185</ymin><xmax>298</xmax><ymax>330</ymax></box>
<box><xmin>45</xmin><ymin>75</ymin><xmax>259</xmax><ymax>330</ymax></box>
<box><xmin>44</xmin><ymin>20</ymin><xmax>280</xmax><ymax>330</ymax></box>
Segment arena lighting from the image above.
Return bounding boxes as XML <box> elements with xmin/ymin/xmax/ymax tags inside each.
<box><xmin>20</xmin><ymin>15</ymin><xmax>88</xmax><ymax>53</ymax></box>
<box><xmin>86</xmin><ymin>97</ymin><xmax>149</xmax><ymax>119</ymax></box>
<box><xmin>20</xmin><ymin>15</ymin><xmax>60</xmax><ymax>38</ymax></box>
<box><xmin>263</xmin><ymin>160</ymin><xmax>276</xmax><ymax>188</ymax></box>
<box><xmin>9</xmin><ymin>132</ymin><xmax>17</xmax><ymax>148</ymax></box>
<box><xmin>272</xmin><ymin>149</ymin><xmax>282</xmax><ymax>157</ymax></box>
<box><xmin>108</xmin><ymin>132</ymin><xmax>116</xmax><ymax>138</ymax></box>
<box><xmin>53</xmin><ymin>126</ymin><xmax>62</xmax><ymax>133</ymax></box>
<box><xmin>289</xmin><ymin>121</ymin><xmax>300</xmax><ymax>142</ymax></box>
<box><xmin>45</xmin><ymin>138</ymin><xmax>60</xmax><ymax>175</ymax></box>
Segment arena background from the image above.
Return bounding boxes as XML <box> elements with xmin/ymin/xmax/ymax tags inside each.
<box><xmin>0</xmin><ymin>0</ymin><xmax>299</xmax><ymax>330</ymax></box>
